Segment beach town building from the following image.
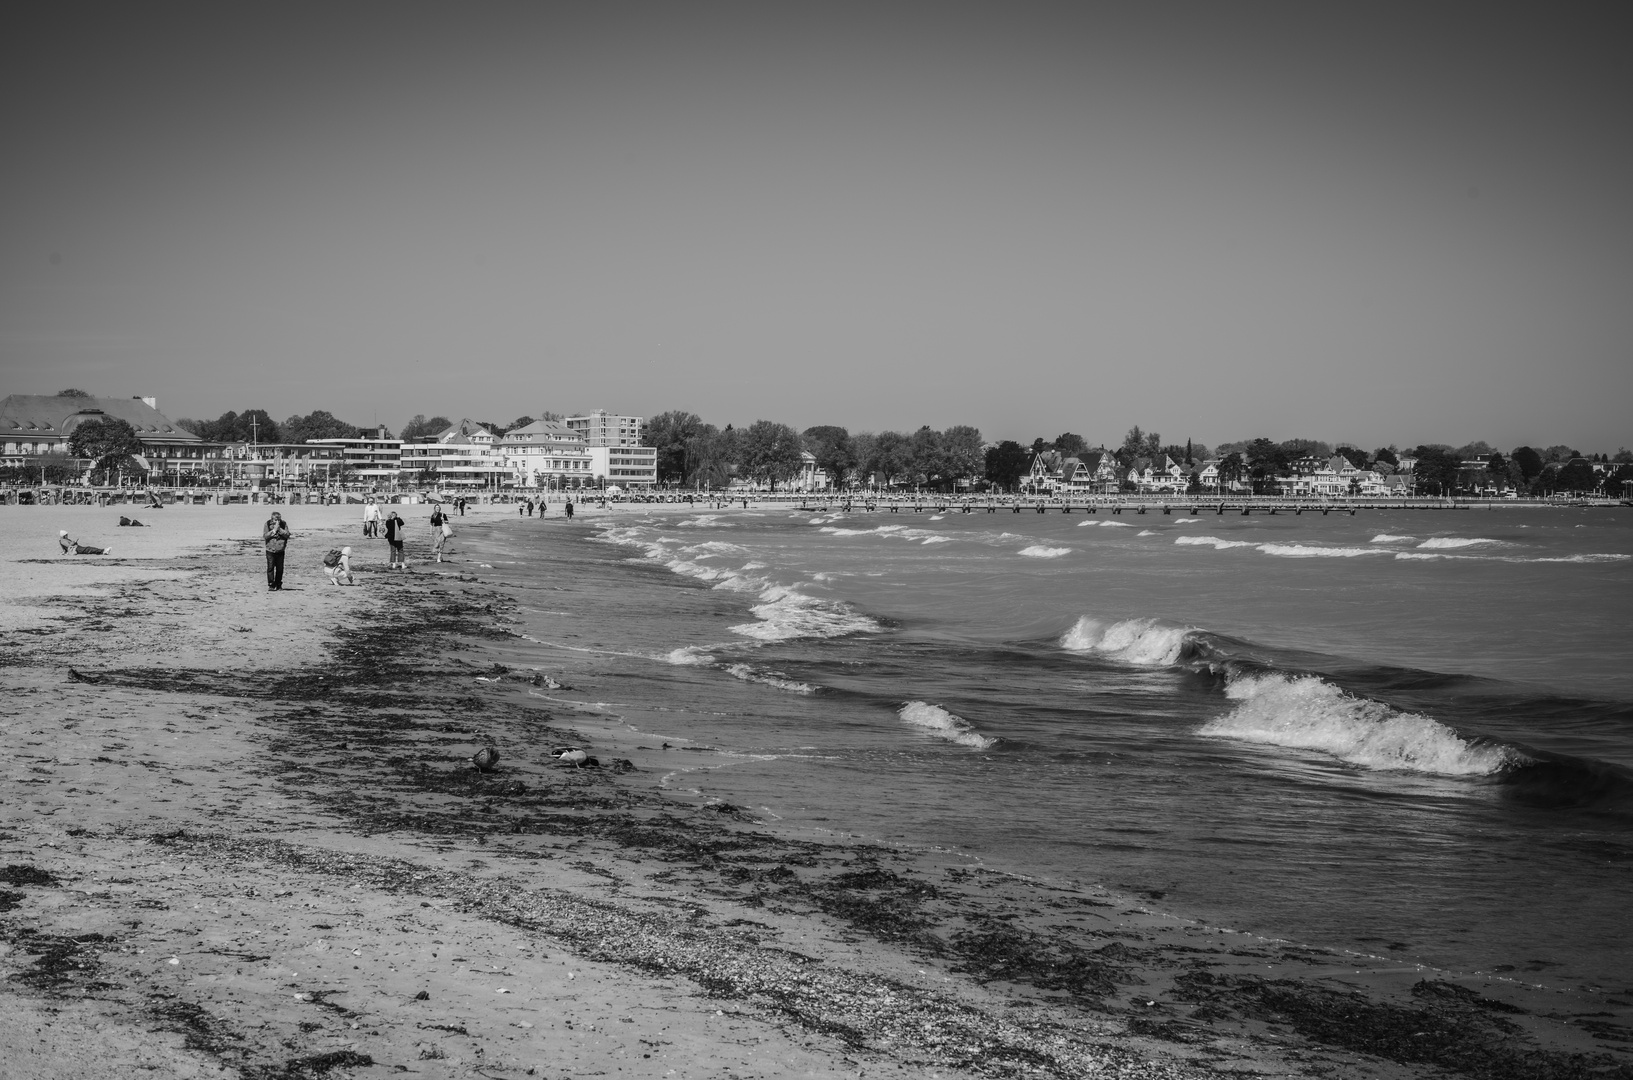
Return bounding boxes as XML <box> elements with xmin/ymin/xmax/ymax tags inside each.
<box><xmin>565</xmin><ymin>410</ymin><xmax>646</xmax><ymax>447</ymax></box>
<box><xmin>586</xmin><ymin>445</ymin><xmax>659</xmax><ymax>489</ymax></box>
<box><xmin>399</xmin><ymin>419</ymin><xmax>508</xmax><ymax>488</ymax></box>
<box><xmin>790</xmin><ymin>451</ymin><xmax>833</xmax><ymax>492</ymax></box>
<box><xmin>0</xmin><ymin>393</ymin><xmax>216</xmax><ymax>479</ymax></box>
<box><xmin>497</xmin><ymin>419</ymin><xmax>594</xmax><ymax>488</ymax></box>
<box><xmin>306</xmin><ymin>427</ymin><xmax>404</xmax><ymax>487</ymax></box>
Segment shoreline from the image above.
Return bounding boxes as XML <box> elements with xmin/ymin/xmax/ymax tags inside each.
<box><xmin>3</xmin><ymin>505</ymin><xmax>1630</xmax><ymax>1079</ymax></box>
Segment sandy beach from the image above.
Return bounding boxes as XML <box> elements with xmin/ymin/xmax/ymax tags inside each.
<box><xmin>3</xmin><ymin>502</ymin><xmax>1628</xmax><ymax>1080</ymax></box>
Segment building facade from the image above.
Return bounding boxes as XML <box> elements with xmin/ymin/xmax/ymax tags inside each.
<box><xmin>400</xmin><ymin>420</ymin><xmax>508</xmax><ymax>488</ymax></box>
<box><xmin>565</xmin><ymin>410</ymin><xmax>646</xmax><ymax>447</ymax></box>
<box><xmin>587</xmin><ymin>445</ymin><xmax>658</xmax><ymax>488</ymax></box>
<box><xmin>497</xmin><ymin>420</ymin><xmax>594</xmax><ymax>488</ymax></box>
<box><xmin>306</xmin><ymin>428</ymin><xmax>403</xmax><ymax>486</ymax></box>
<box><xmin>0</xmin><ymin>393</ymin><xmax>213</xmax><ymax>477</ymax></box>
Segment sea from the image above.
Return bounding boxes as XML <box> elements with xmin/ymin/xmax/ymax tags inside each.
<box><xmin>463</xmin><ymin>503</ymin><xmax>1633</xmax><ymax>989</ymax></box>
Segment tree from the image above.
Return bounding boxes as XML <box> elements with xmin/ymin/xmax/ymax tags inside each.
<box><xmin>940</xmin><ymin>425</ymin><xmax>985</xmax><ymax>487</ymax></box>
<box><xmin>1121</xmin><ymin>426</ymin><xmax>1146</xmax><ymax>459</ymax></box>
<box><xmin>1143</xmin><ymin>431</ymin><xmax>1163</xmax><ymax>458</ymax></box>
<box><xmin>1511</xmin><ymin>446</ymin><xmax>1544</xmax><ymax>482</ymax></box>
<box><xmin>1543</xmin><ymin>445</ymin><xmax>1579</xmax><ymax>464</ymax></box>
<box><xmin>1606</xmin><ymin>464</ymin><xmax>1633</xmax><ymax>498</ymax></box>
<box><xmin>739</xmin><ymin>420</ymin><xmax>804</xmax><ymax>490</ymax></box>
<box><xmin>1409</xmin><ymin>445</ymin><xmax>1462</xmax><ymax>495</ymax></box>
<box><xmin>802</xmin><ymin>425</ymin><xmax>856</xmax><ymax>490</ymax></box>
<box><xmin>1336</xmin><ymin>446</ymin><xmax>1368</xmax><ymax>470</ymax></box>
<box><xmin>867</xmin><ymin>431</ymin><xmax>912</xmax><ymax>487</ymax></box>
<box><xmin>282</xmin><ymin>410</ymin><xmax>363</xmax><ymax>444</ymax></box>
<box><xmin>67</xmin><ymin>416</ymin><xmax>144</xmax><ymax>477</ymax></box>
<box><xmin>1373</xmin><ymin>447</ymin><xmax>1399</xmax><ymax>468</ymax></box>
<box><xmin>175</xmin><ymin>409</ymin><xmax>282</xmax><ymax>443</ymax></box>
<box><xmin>509</xmin><ymin>415</ymin><xmax>537</xmax><ymax>431</ymax></box>
<box><xmin>56</xmin><ymin>388</ymin><xmax>92</xmax><ymax>398</ymax></box>
<box><xmin>1485</xmin><ymin>453</ymin><xmax>1508</xmax><ymax>488</ymax></box>
<box><xmin>1054</xmin><ymin>432</ymin><xmax>1088</xmax><ymax>458</ymax></box>
<box><xmin>1555</xmin><ymin>458</ymin><xmax>1599</xmax><ymax>493</ymax></box>
<box><xmin>400</xmin><ymin>415</ymin><xmax>452</xmax><ymax>442</ymax></box>
<box><xmin>984</xmin><ymin>440</ymin><xmax>1028</xmax><ymax>490</ymax></box>
<box><xmin>1217</xmin><ymin>452</ymin><xmax>1245</xmax><ymax>489</ymax></box>
<box><xmin>1279</xmin><ymin>437</ymin><xmax>1332</xmax><ymax>459</ymax></box>
<box><xmin>647</xmin><ymin>411</ymin><xmax>712</xmax><ymax>485</ymax></box>
<box><xmin>1187</xmin><ymin>469</ymin><xmax>1202</xmax><ymax>495</ymax></box>
<box><xmin>1454</xmin><ymin>441</ymin><xmax>1494</xmax><ymax>460</ymax></box>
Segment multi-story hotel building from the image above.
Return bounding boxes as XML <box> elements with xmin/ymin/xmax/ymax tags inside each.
<box><xmin>564</xmin><ymin>410</ymin><xmax>657</xmax><ymax>488</ymax></box>
<box><xmin>497</xmin><ymin>419</ymin><xmax>594</xmax><ymax>488</ymax></box>
<box><xmin>399</xmin><ymin>420</ymin><xmax>508</xmax><ymax>488</ymax></box>
<box><xmin>306</xmin><ymin>427</ymin><xmax>403</xmax><ymax>486</ymax></box>
<box><xmin>565</xmin><ymin>410</ymin><xmax>645</xmax><ymax>447</ymax></box>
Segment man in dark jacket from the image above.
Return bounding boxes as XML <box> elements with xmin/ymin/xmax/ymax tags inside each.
<box><xmin>384</xmin><ymin>510</ymin><xmax>407</xmax><ymax>570</ymax></box>
<box><xmin>263</xmin><ymin>512</ymin><xmax>290</xmax><ymax>590</ymax></box>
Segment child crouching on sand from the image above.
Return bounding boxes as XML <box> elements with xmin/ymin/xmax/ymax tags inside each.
<box><xmin>324</xmin><ymin>546</ymin><xmax>354</xmax><ymax>585</ymax></box>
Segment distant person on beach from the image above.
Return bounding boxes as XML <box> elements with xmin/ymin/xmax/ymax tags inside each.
<box><xmin>457</xmin><ymin>497</ymin><xmax>466</xmax><ymax>516</ymax></box>
<box><xmin>383</xmin><ymin>510</ymin><xmax>407</xmax><ymax>570</ymax></box>
<box><xmin>263</xmin><ymin>512</ymin><xmax>290</xmax><ymax>591</ymax></box>
<box><xmin>324</xmin><ymin>546</ymin><xmax>353</xmax><ymax>585</ymax></box>
<box><xmin>57</xmin><ymin>530</ymin><xmax>110</xmax><ymax>556</ymax></box>
<box><xmin>430</xmin><ymin>504</ymin><xmax>450</xmax><ymax>563</ymax></box>
<box><xmin>565</xmin><ymin>497</ymin><xmax>574</xmax><ymax>519</ymax></box>
<box><xmin>363</xmin><ymin>497</ymin><xmax>381</xmax><ymax>537</ymax></box>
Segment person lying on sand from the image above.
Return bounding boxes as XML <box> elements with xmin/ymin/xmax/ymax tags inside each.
<box><xmin>58</xmin><ymin>530</ymin><xmax>111</xmax><ymax>556</ymax></box>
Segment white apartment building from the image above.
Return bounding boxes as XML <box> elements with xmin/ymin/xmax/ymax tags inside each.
<box><xmin>588</xmin><ymin>445</ymin><xmax>658</xmax><ymax>489</ymax></box>
<box><xmin>565</xmin><ymin>410</ymin><xmax>646</xmax><ymax>447</ymax></box>
<box><xmin>307</xmin><ymin>427</ymin><xmax>403</xmax><ymax>486</ymax></box>
<box><xmin>498</xmin><ymin>420</ymin><xmax>594</xmax><ymax>488</ymax></box>
<box><xmin>399</xmin><ymin>420</ymin><xmax>507</xmax><ymax>488</ymax></box>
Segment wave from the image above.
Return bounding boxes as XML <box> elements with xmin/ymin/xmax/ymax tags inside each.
<box><xmin>1201</xmin><ymin>673</ymin><xmax>1515</xmax><ymax>776</ymax></box>
<box><xmin>898</xmin><ymin>701</ymin><xmax>997</xmax><ymax>749</ymax></box>
<box><xmin>1257</xmin><ymin>543</ymin><xmax>1384</xmax><ymax>558</ymax></box>
<box><xmin>1418</xmin><ymin>537</ymin><xmax>1501</xmax><ymax>549</ymax></box>
<box><xmin>1370</xmin><ymin>534</ymin><xmax>1415</xmax><ymax>543</ymax></box>
<box><xmin>664</xmin><ymin>646</ymin><xmax>715</xmax><ymax>666</ymax></box>
<box><xmin>1060</xmin><ymin>616</ymin><xmax>1198</xmax><ymax>667</ymax></box>
<box><xmin>1098</xmin><ymin>520</ymin><xmax>1136</xmax><ymax>528</ymax></box>
<box><xmin>1175</xmin><ymin>535</ymin><xmax>1257</xmax><ymax>549</ymax></box>
<box><xmin>726</xmin><ymin>664</ymin><xmax>816</xmax><ymax>694</ymax></box>
<box><xmin>1172</xmin><ymin>518</ymin><xmax>1203</xmax><ymax>523</ymax></box>
<box><xmin>1019</xmin><ymin>545</ymin><xmax>1071</xmax><ymax>558</ymax></box>
<box><xmin>731</xmin><ymin>585</ymin><xmax>881</xmax><ymax>642</ymax></box>
<box><xmin>1532</xmin><ymin>553</ymin><xmax>1631</xmax><ymax>564</ymax></box>
<box><xmin>922</xmin><ymin>536</ymin><xmax>952</xmax><ymax>545</ymax></box>
<box><xmin>1137</xmin><ymin>530</ymin><xmax>1157</xmax><ymax>536</ymax></box>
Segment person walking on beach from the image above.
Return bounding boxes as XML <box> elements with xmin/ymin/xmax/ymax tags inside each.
<box><xmin>383</xmin><ymin>510</ymin><xmax>407</xmax><ymax>570</ymax></box>
<box><xmin>564</xmin><ymin>497</ymin><xmax>573</xmax><ymax>519</ymax></box>
<box><xmin>430</xmin><ymin>503</ymin><xmax>450</xmax><ymax>563</ymax></box>
<box><xmin>263</xmin><ymin>511</ymin><xmax>290</xmax><ymax>590</ymax></box>
<box><xmin>363</xmin><ymin>497</ymin><xmax>381</xmax><ymax>538</ymax></box>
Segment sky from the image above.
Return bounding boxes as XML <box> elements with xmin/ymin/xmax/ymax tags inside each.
<box><xmin>2</xmin><ymin>2</ymin><xmax>1629</xmax><ymax>452</ymax></box>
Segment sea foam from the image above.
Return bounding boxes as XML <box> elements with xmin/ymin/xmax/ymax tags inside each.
<box><xmin>1201</xmin><ymin>673</ymin><xmax>1514</xmax><ymax>776</ymax></box>
<box><xmin>1418</xmin><ymin>537</ymin><xmax>1502</xmax><ymax>549</ymax></box>
<box><xmin>1060</xmin><ymin>616</ymin><xmax>1194</xmax><ymax>667</ymax></box>
<box><xmin>898</xmin><ymin>701</ymin><xmax>997</xmax><ymax>749</ymax></box>
<box><xmin>1018</xmin><ymin>545</ymin><xmax>1071</xmax><ymax>558</ymax></box>
<box><xmin>1371</xmin><ymin>534</ymin><xmax>1415</xmax><ymax>543</ymax></box>
<box><xmin>1256</xmin><ymin>543</ymin><xmax>1383</xmax><ymax>558</ymax></box>
<box><xmin>1175</xmin><ymin>535</ymin><xmax>1257</xmax><ymax>549</ymax></box>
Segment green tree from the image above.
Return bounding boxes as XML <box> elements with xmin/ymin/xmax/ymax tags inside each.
<box><xmin>1336</xmin><ymin>446</ymin><xmax>1368</xmax><ymax>470</ymax></box>
<box><xmin>849</xmin><ymin>432</ymin><xmax>877</xmax><ymax>486</ymax></box>
<box><xmin>739</xmin><ymin>420</ymin><xmax>803</xmax><ymax>490</ymax></box>
<box><xmin>908</xmin><ymin>426</ymin><xmax>945</xmax><ymax>487</ymax></box>
<box><xmin>1373</xmin><ymin>447</ymin><xmax>1399</xmax><ymax>468</ymax></box>
<box><xmin>1187</xmin><ymin>469</ymin><xmax>1202</xmax><ymax>495</ymax></box>
<box><xmin>1605</xmin><ymin>464</ymin><xmax>1633</xmax><ymax>498</ymax></box>
<box><xmin>1217</xmin><ymin>452</ymin><xmax>1245</xmax><ymax>489</ymax></box>
<box><xmin>984</xmin><ymin>440</ymin><xmax>1028</xmax><ymax>490</ymax></box>
<box><xmin>802</xmin><ymin>425</ymin><xmax>856</xmax><ymax>489</ymax></box>
<box><xmin>56</xmin><ymin>388</ymin><xmax>92</xmax><ymax>398</ymax></box>
<box><xmin>1120</xmin><ymin>426</ymin><xmax>1146</xmax><ymax>459</ymax></box>
<box><xmin>1485</xmin><ymin>452</ymin><xmax>1508</xmax><ymax>489</ymax></box>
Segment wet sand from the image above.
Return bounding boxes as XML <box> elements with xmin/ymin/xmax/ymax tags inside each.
<box><xmin>3</xmin><ymin>503</ymin><xmax>1629</xmax><ymax>1080</ymax></box>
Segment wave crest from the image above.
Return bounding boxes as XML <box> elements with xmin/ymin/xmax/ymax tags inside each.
<box><xmin>899</xmin><ymin>701</ymin><xmax>997</xmax><ymax>749</ymax></box>
<box><xmin>1019</xmin><ymin>545</ymin><xmax>1071</xmax><ymax>558</ymax></box>
<box><xmin>1061</xmin><ymin>617</ymin><xmax>1196</xmax><ymax>666</ymax></box>
<box><xmin>1201</xmin><ymin>673</ymin><xmax>1514</xmax><ymax>776</ymax></box>
<box><xmin>1418</xmin><ymin>537</ymin><xmax>1501</xmax><ymax>549</ymax></box>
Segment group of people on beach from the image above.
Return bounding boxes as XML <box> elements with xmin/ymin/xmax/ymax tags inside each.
<box><xmin>254</xmin><ymin>499</ymin><xmax>457</xmax><ymax>591</ymax></box>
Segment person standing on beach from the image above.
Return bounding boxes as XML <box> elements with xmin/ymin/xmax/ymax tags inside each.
<box><xmin>429</xmin><ymin>503</ymin><xmax>449</xmax><ymax>563</ymax></box>
<box><xmin>383</xmin><ymin>510</ymin><xmax>407</xmax><ymax>570</ymax></box>
<box><xmin>263</xmin><ymin>512</ymin><xmax>290</xmax><ymax>590</ymax></box>
<box><xmin>564</xmin><ymin>497</ymin><xmax>573</xmax><ymax>519</ymax></box>
<box><xmin>363</xmin><ymin>497</ymin><xmax>382</xmax><ymax>537</ymax></box>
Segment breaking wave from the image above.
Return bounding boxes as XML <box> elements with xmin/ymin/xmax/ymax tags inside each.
<box><xmin>1201</xmin><ymin>673</ymin><xmax>1515</xmax><ymax>776</ymax></box>
<box><xmin>1175</xmin><ymin>535</ymin><xmax>1257</xmax><ymax>549</ymax></box>
<box><xmin>1060</xmin><ymin>617</ymin><xmax>1198</xmax><ymax>667</ymax></box>
<box><xmin>1019</xmin><ymin>545</ymin><xmax>1072</xmax><ymax>558</ymax></box>
<box><xmin>1257</xmin><ymin>543</ymin><xmax>1384</xmax><ymax>558</ymax></box>
<box><xmin>726</xmin><ymin>664</ymin><xmax>816</xmax><ymax>694</ymax></box>
<box><xmin>898</xmin><ymin>701</ymin><xmax>997</xmax><ymax>749</ymax></box>
<box><xmin>1371</xmin><ymin>534</ymin><xmax>1415</xmax><ymax>543</ymax></box>
<box><xmin>1418</xmin><ymin>537</ymin><xmax>1502</xmax><ymax>549</ymax></box>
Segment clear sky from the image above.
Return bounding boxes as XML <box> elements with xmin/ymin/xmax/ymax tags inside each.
<box><xmin>2</xmin><ymin>3</ymin><xmax>1628</xmax><ymax>451</ymax></box>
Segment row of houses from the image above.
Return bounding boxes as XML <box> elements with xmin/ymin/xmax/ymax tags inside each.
<box><xmin>0</xmin><ymin>396</ymin><xmax>660</xmax><ymax>489</ymax></box>
<box><xmin>1024</xmin><ymin>449</ymin><xmax>1404</xmax><ymax>496</ymax></box>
